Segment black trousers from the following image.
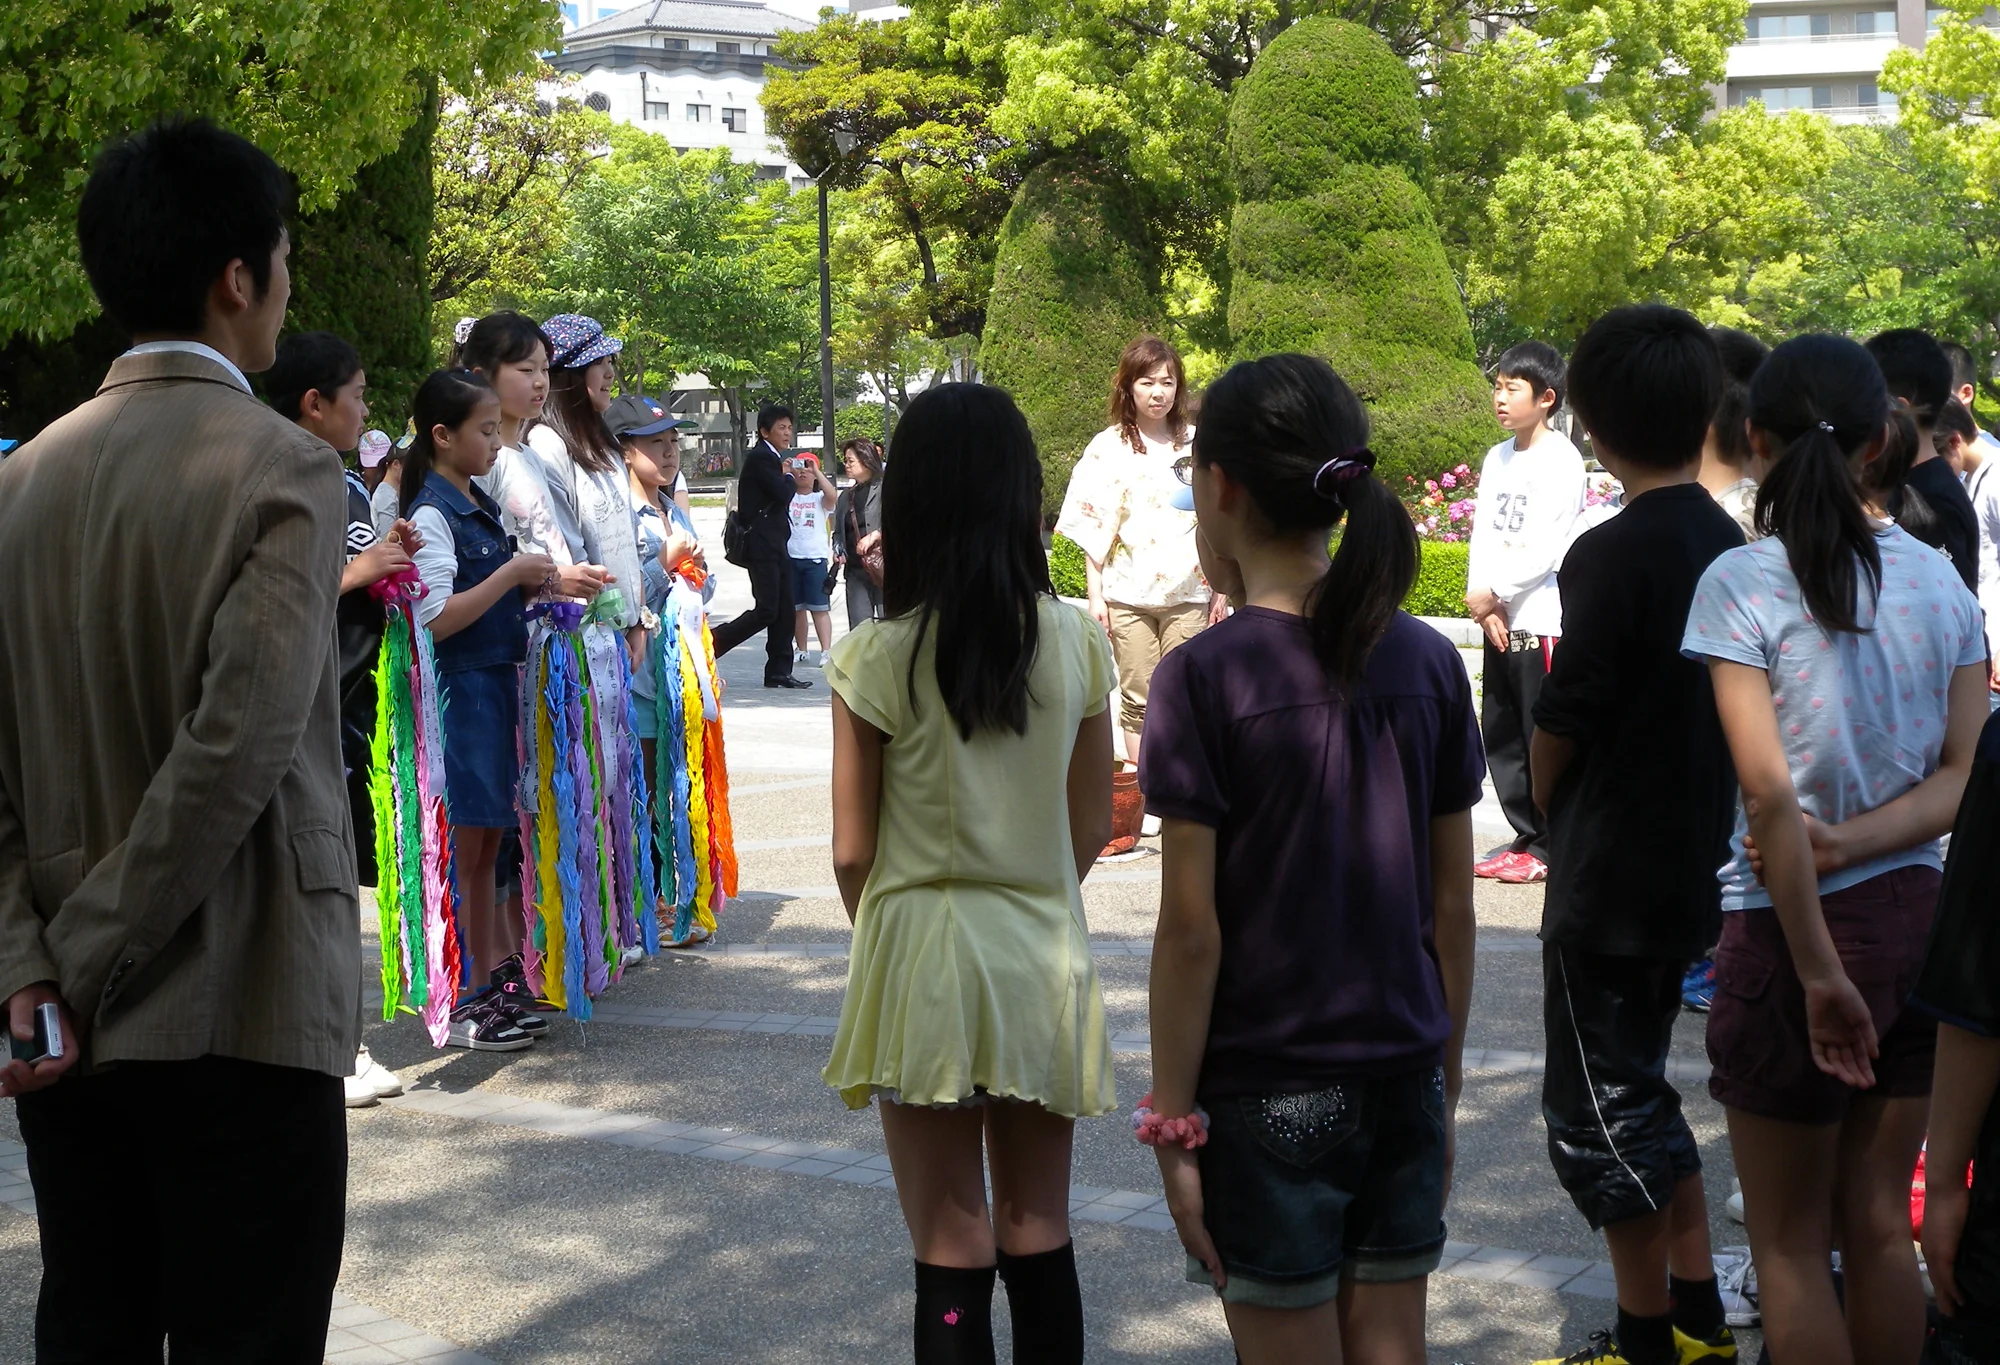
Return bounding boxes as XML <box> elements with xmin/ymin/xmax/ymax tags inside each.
<box><xmin>712</xmin><ymin>555</ymin><xmax>797</xmax><ymax>682</ymax></box>
<box><xmin>17</xmin><ymin>1055</ymin><xmax>347</xmax><ymax>1363</ymax></box>
<box><xmin>1542</xmin><ymin>944</ymin><xmax>1701</xmax><ymax>1230</ymax></box>
<box><xmin>1482</xmin><ymin>634</ymin><xmax>1551</xmax><ymax>859</ymax></box>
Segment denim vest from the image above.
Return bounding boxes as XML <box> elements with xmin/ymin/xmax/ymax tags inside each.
<box><xmin>406</xmin><ymin>476</ymin><xmax>528</xmax><ymax>674</ymax></box>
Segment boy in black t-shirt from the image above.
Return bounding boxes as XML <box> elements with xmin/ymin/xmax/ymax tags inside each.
<box><xmin>1911</xmin><ymin>709</ymin><xmax>2000</xmax><ymax>1364</ymax></box>
<box><xmin>1527</xmin><ymin>307</ymin><xmax>1744</xmax><ymax>1365</ymax></box>
<box><xmin>1867</xmin><ymin>329</ymin><xmax>1980</xmax><ymax>593</ymax></box>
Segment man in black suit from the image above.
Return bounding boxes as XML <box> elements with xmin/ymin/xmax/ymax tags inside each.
<box><xmin>713</xmin><ymin>404</ymin><xmax>811</xmax><ymax>688</ymax></box>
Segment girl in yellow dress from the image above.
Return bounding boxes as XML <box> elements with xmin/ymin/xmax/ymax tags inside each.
<box><xmin>824</xmin><ymin>383</ymin><xmax>1117</xmax><ymax>1364</ymax></box>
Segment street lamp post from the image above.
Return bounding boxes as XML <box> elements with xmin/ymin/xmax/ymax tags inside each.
<box><xmin>817</xmin><ymin>129</ymin><xmax>857</xmax><ymax>459</ymax></box>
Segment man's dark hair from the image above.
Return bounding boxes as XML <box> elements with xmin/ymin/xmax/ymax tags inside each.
<box><xmin>263</xmin><ymin>332</ymin><xmax>362</xmax><ymax>422</ymax></box>
<box><xmin>1494</xmin><ymin>340</ymin><xmax>1566</xmax><ymax>414</ymax></box>
<box><xmin>1865</xmin><ymin>329</ymin><xmax>1953</xmax><ymax>427</ymax></box>
<box><xmin>1942</xmin><ymin>340</ymin><xmax>1979</xmax><ymax>396</ymax></box>
<box><xmin>756</xmin><ymin>403</ymin><xmax>795</xmax><ymax>437</ymax></box>
<box><xmin>78</xmin><ymin>116</ymin><xmax>294</xmax><ymax>335</ymax></box>
<box><xmin>1566</xmin><ymin>305</ymin><xmax>1721</xmax><ymax>470</ymax></box>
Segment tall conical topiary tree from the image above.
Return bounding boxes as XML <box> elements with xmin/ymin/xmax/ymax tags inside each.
<box><xmin>1226</xmin><ymin>18</ymin><xmax>1492</xmax><ymax>487</ymax></box>
<box><xmin>981</xmin><ymin>156</ymin><xmax>1164</xmax><ymax>521</ymax></box>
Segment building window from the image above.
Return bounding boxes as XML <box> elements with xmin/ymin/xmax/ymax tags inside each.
<box><xmin>722</xmin><ymin>107</ymin><xmax>748</xmax><ymax>132</ymax></box>
<box><xmin>687</xmin><ymin>104</ymin><xmax>710</xmax><ymax>123</ymax></box>
<box><xmin>663</xmin><ymin>36</ymin><xmax>687</xmax><ymax>49</ymax></box>
<box><xmin>1856</xmin><ymin>9</ymin><xmax>1895</xmax><ymax>33</ymax></box>
<box><xmin>716</xmin><ymin>40</ymin><xmax>741</xmax><ymax>54</ymax></box>
<box><xmin>1736</xmin><ymin>84</ymin><xmax>1832</xmax><ymax>110</ymax></box>
<box><xmin>644</xmin><ymin>100</ymin><xmax>673</xmax><ymax>120</ymax></box>
<box><xmin>756</xmin><ymin>164</ymin><xmax>786</xmax><ymax>180</ymax></box>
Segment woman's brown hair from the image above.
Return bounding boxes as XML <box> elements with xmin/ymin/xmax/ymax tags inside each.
<box><xmin>540</xmin><ymin>363</ymin><xmax>621</xmax><ymax>475</ymax></box>
<box><xmin>1108</xmin><ymin>335</ymin><xmax>1190</xmax><ymax>454</ymax></box>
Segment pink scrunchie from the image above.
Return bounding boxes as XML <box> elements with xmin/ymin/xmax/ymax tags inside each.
<box><xmin>1131</xmin><ymin>1091</ymin><xmax>1209</xmax><ymax>1149</ymax></box>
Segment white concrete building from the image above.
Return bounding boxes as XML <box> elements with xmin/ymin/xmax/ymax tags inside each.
<box><xmin>549</xmin><ymin>0</ymin><xmax>811</xmax><ymax>182</ymax></box>
<box><xmin>1720</xmin><ymin>0</ymin><xmax>1961</xmax><ymax>121</ymax></box>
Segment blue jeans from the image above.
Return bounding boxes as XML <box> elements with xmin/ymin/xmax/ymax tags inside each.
<box><xmin>1192</xmin><ymin>1067</ymin><xmax>1448</xmax><ymax>1307</ymax></box>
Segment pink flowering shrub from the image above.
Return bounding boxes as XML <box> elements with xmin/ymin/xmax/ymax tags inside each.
<box><xmin>1402</xmin><ymin>464</ymin><xmax>1478</xmax><ymax>543</ymax></box>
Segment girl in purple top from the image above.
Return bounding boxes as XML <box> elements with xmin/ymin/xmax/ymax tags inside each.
<box><xmin>1139</xmin><ymin>354</ymin><xmax>1482</xmax><ymax>1363</ymax></box>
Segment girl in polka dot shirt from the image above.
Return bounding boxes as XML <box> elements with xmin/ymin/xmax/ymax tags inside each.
<box><xmin>1682</xmin><ymin>334</ymin><xmax>1989</xmax><ymax>1365</ymax></box>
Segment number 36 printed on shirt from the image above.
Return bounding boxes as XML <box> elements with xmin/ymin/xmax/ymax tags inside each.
<box><xmin>1489</xmin><ymin>492</ymin><xmax>1529</xmax><ymax>534</ymax></box>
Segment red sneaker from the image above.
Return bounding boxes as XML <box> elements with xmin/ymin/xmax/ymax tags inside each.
<box><xmin>1496</xmin><ymin>853</ymin><xmax>1549</xmax><ymax>884</ymax></box>
<box><xmin>1474</xmin><ymin>850</ymin><xmax>1516</xmax><ymax>879</ymax></box>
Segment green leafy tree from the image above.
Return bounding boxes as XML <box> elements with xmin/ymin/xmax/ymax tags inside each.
<box><xmin>430</xmin><ymin>67</ymin><xmax>612</xmax><ymax>338</ymax></box>
<box><xmin>529</xmin><ymin>125</ymin><xmax>816</xmax><ymax>436</ymax></box>
<box><xmin>1226</xmin><ymin>18</ymin><xmax>1490</xmax><ymax>485</ymax></box>
<box><xmin>0</xmin><ymin>0</ymin><xmax>553</xmax><ymax>345</ymax></box>
<box><xmin>980</xmin><ymin>157</ymin><xmax>1165</xmax><ymax>519</ymax></box>
<box><xmin>764</xmin><ymin>13</ymin><xmax>1015</xmax><ymax>339</ymax></box>
<box><xmin>286</xmin><ymin>85</ymin><xmax>439</xmax><ymax>431</ymax></box>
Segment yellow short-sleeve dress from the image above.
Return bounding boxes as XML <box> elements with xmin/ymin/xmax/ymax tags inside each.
<box><xmin>822</xmin><ymin>596</ymin><xmax>1119</xmax><ymax>1119</ymax></box>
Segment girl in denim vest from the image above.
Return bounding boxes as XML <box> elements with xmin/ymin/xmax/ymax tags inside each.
<box><xmin>402</xmin><ymin>369</ymin><xmax>555</xmax><ymax>1051</ymax></box>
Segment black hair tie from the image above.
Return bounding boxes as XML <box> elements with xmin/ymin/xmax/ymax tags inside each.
<box><xmin>1312</xmin><ymin>446</ymin><xmax>1376</xmax><ymax>503</ymax></box>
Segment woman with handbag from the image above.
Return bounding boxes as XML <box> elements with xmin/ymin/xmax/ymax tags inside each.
<box><xmin>835</xmin><ymin>438</ymin><xmax>885</xmax><ymax>624</ymax></box>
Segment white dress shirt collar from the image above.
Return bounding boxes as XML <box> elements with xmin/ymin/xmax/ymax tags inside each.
<box><xmin>123</xmin><ymin>340</ymin><xmax>253</xmax><ymax>394</ymax></box>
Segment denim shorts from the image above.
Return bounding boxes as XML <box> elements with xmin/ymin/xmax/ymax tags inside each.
<box><xmin>790</xmin><ymin>557</ymin><xmax>830</xmax><ymax>612</ymax></box>
<box><xmin>1192</xmin><ymin>1067</ymin><xmax>1448</xmax><ymax>1308</ymax></box>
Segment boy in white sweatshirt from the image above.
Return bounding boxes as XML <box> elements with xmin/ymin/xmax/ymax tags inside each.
<box><xmin>1466</xmin><ymin>340</ymin><xmax>1585</xmax><ymax>883</ymax></box>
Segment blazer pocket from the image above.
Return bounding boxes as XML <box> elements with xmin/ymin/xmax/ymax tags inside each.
<box><xmin>291</xmin><ymin>826</ymin><xmax>355</xmax><ymax>894</ymax></box>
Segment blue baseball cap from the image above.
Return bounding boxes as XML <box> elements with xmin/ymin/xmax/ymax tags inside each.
<box><xmin>605</xmin><ymin>393</ymin><xmax>693</xmax><ymax>439</ymax></box>
<box><xmin>1170</xmin><ymin>479</ymin><xmax>1195</xmax><ymax>512</ymax></box>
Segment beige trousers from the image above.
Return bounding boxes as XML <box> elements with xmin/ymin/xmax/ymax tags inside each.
<box><xmin>1107</xmin><ymin>600</ymin><xmax>1208</xmax><ymax>732</ymax></box>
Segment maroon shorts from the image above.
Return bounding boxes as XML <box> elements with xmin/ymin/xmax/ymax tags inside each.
<box><xmin>1707</xmin><ymin>865</ymin><xmax>1940</xmax><ymax>1125</ymax></box>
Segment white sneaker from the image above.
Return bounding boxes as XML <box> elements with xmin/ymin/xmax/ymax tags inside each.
<box><xmin>1727</xmin><ymin>1188</ymin><xmax>1746</xmax><ymax>1223</ymax></box>
<box><xmin>807</xmin><ymin>649</ymin><xmax>825</xmax><ymax>668</ymax></box>
<box><xmin>1141</xmin><ymin>813</ymin><xmax>1161</xmax><ymax>838</ymax></box>
<box><xmin>794</xmin><ymin>647</ymin><xmax>808</xmax><ymax>665</ymax></box>
<box><xmin>344</xmin><ymin>1071</ymin><xmax>380</xmax><ymax>1108</ymax></box>
<box><xmin>355</xmin><ymin>1046</ymin><xmax>403</xmax><ymax>1098</ymax></box>
<box><xmin>1713</xmin><ymin>1246</ymin><xmax>1758</xmax><ymax>1328</ymax></box>
<box><xmin>619</xmin><ymin>943</ymin><xmax>646</xmax><ymax>968</ymax></box>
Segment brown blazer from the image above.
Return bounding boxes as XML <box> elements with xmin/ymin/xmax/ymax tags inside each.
<box><xmin>0</xmin><ymin>349</ymin><xmax>360</xmax><ymax>1077</ymax></box>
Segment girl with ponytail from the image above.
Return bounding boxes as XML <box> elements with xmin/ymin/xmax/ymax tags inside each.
<box><xmin>1139</xmin><ymin>354</ymin><xmax>1480</xmax><ymax>1360</ymax></box>
<box><xmin>1684</xmin><ymin>334</ymin><xmax>1989</xmax><ymax>1365</ymax></box>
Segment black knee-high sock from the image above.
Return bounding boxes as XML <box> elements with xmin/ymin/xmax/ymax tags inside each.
<box><xmin>1669</xmin><ymin>1272</ymin><xmax>1725</xmax><ymax>1339</ymax></box>
<box><xmin>914</xmin><ymin>1261</ymin><xmax>997</xmax><ymax>1365</ymax></box>
<box><xmin>995</xmin><ymin>1242</ymin><xmax>1084</xmax><ymax>1365</ymax></box>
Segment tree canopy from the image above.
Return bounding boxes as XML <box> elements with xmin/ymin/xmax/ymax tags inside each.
<box><xmin>0</xmin><ymin>0</ymin><xmax>554</xmax><ymax>345</ymax></box>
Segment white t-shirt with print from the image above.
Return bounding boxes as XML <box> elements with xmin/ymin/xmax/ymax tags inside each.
<box><xmin>788</xmin><ymin>491</ymin><xmax>831</xmax><ymax>561</ymax></box>
<box><xmin>1465</xmin><ymin>430</ymin><xmax>1586</xmax><ymax>639</ymax></box>
<box><xmin>1682</xmin><ymin>523</ymin><xmax>1984</xmax><ymax>909</ymax></box>
<box><xmin>1054</xmin><ymin>425</ymin><xmax>1205</xmax><ymax>610</ymax></box>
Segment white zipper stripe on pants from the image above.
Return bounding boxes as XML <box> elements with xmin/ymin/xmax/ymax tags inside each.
<box><xmin>1557</xmin><ymin>949</ymin><xmax>1658</xmax><ymax>1212</ymax></box>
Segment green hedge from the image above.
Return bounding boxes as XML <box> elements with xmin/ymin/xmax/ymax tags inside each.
<box><xmin>284</xmin><ymin>81</ymin><xmax>438</xmax><ymax>438</ymax></box>
<box><xmin>1406</xmin><ymin>540</ymin><xmax>1471</xmax><ymax>618</ymax></box>
<box><xmin>1048</xmin><ymin>531</ymin><xmax>1469</xmax><ymax>618</ymax></box>
<box><xmin>980</xmin><ymin>157</ymin><xmax>1164</xmax><ymax>522</ymax></box>
<box><xmin>1224</xmin><ymin>20</ymin><xmax>1494</xmax><ymax>490</ymax></box>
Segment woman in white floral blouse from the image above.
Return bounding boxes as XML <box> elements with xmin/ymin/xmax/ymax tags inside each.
<box><xmin>1055</xmin><ymin>335</ymin><xmax>1220</xmax><ymax>787</ymax></box>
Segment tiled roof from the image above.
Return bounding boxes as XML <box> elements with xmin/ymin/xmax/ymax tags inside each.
<box><xmin>566</xmin><ymin>0</ymin><xmax>802</xmax><ymax>42</ymax></box>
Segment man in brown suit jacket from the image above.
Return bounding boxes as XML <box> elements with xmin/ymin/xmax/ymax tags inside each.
<box><xmin>0</xmin><ymin>118</ymin><xmax>358</xmax><ymax>1361</ymax></box>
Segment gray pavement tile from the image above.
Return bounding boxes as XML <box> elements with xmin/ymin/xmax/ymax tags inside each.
<box><xmin>1445</xmin><ymin>1258</ymin><xmax>1517</xmax><ymax>1282</ymax></box>
<box><xmin>678</xmin><ymin>1126</ymin><xmax>740</xmax><ymax>1143</ymax></box>
<box><xmin>811</xmin><ymin>1147</ymin><xmax>873</xmax><ymax>1166</ymax></box>
<box><xmin>325</xmin><ymin>1345</ymin><xmax>403</xmax><ymax>1364</ymax></box>
<box><xmin>1467</xmin><ymin>1246</ymin><xmax>1535</xmax><ymax>1267</ymax></box>
<box><xmin>394</xmin><ymin>1335</ymin><xmax>478</xmax><ymax>1360</ymax></box>
<box><xmin>827</xmin><ymin>1166</ymin><xmax>884</xmax><ymax>1185</ymax></box>
<box><xmin>1561</xmin><ymin>1274</ymin><xmax>1620</xmax><ymax>1300</ymax></box>
<box><xmin>1074</xmin><ymin>1203</ymin><xmax>1138</xmax><ymax>1224</ymax></box>
<box><xmin>692</xmin><ymin>1143</ymin><xmax>757</xmax><ymax>1162</ymax></box>
<box><xmin>1500</xmin><ymin>1267</ymin><xmax>1575</xmax><ymax>1291</ymax></box>
<box><xmin>1442</xmin><ymin>1240</ymin><xmax>1479</xmax><ymax>1259</ymax></box>
<box><xmin>715</xmin><ymin>1133</ymin><xmax>781</xmax><ymax>1151</ymax></box>
<box><xmin>325</xmin><ymin>1328</ymin><xmax>370</xmax><ymax>1352</ymax></box>
<box><xmin>737</xmin><ymin>1150</ymin><xmax>805</xmax><ymax>1170</ymax></box>
<box><xmin>785</xmin><ymin>1159</ymin><xmax>847</xmax><ymax>1178</ymax></box>
<box><xmin>599</xmin><ymin>1128</ymin><xmax>675</xmax><ymax>1149</ymax></box>
<box><xmin>649</xmin><ymin>1137</ymin><xmax>712</xmax><ymax>1155</ymax></box>
<box><xmin>633</xmin><ymin>1120</ymin><xmax>694</xmax><ymax>1139</ymax></box>
<box><xmin>329</xmin><ymin>1304</ymin><xmax>380</xmax><ymax>1329</ymax></box>
<box><xmin>744</xmin><ymin>1022</ymin><xmax>796</xmax><ymax>1033</ymax></box>
<box><xmin>1525</xmin><ymin>1254</ymin><xmax>1595</xmax><ymax>1275</ymax></box>
<box><xmin>855</xmin><ymin>1154</ymin><xmax>894</xmax><ymax>1172</ymax></box>
<box><xmin>1123</xmin><ymin>1212</ymin><xmax>1176</xmax><ymax>1233</ymax></box>
<box><xmin>1094</xmin><ymin>1190</ymin><xmax>1160</xmax><ymax>1211</ymax></box>
<box><xmin>350</xmin><ymin>1317</ymin><xmax>426</xmax><ymax>1345</ymax></box>
<box><xmin>767</xmin><ymin>1141</ymin><xmax>825</xmax><ymax>1158</ymax></box>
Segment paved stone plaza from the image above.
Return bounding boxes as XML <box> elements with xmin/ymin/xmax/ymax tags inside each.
<box><xmin>0</xmin><ymin>511</ymin><xmax>1760</xmax><ymax>1363</ymax></box>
